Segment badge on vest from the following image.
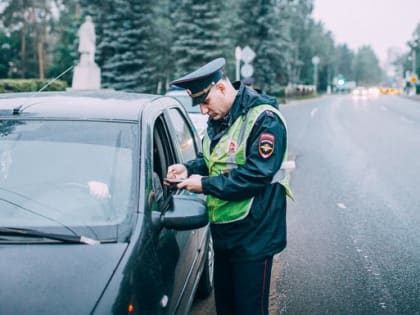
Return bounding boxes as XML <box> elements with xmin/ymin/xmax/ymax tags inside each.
<box><xmin>259</xmin><ymin>133</ymin><xmax>275</xmax><ymax>158</ymax></box>
<box><xmin>228</xmin><ymin>140</ymin><xmax>237</xmax><ymax>154</ymax></box>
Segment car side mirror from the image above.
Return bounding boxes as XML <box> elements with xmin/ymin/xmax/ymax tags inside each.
<box><xmin>153</xmin><ymin>194</ymin><xmax>208</xmax><ymax>231</ymax></box>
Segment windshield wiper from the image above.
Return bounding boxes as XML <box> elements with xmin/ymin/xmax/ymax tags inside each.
<box><xmin>0</xmin><ymin>193</ymin><xmax>99</xmax><ymax>240</ymax></box>
<box><xmin>0</xmin><ymin>227</ymin><xmax>100</xmax><ymax>245</ymax></box>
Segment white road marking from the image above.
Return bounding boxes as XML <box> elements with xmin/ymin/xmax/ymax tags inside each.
<box><xmin>310</xmin><ymin>108</ymin><xmax>318</xmax><ymax>118</ymax></box>
<box><xmin>337</xmin><ymin>203</ymin><xmax>347</xmax><ymax>209</ymax></box>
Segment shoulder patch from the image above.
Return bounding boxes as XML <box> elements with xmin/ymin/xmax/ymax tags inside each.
<box><xmin>259</xmin><ymin>133</ymin><xmax>275</xmax><ymax>159</ymax></box>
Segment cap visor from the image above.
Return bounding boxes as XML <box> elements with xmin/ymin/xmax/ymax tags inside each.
<box><xmin>192</xmin><ymin>94</ymin><xmax>207</xmax><ymax>106</ymax></box>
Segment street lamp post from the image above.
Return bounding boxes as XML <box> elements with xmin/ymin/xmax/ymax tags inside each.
<box><xmin>235</xmin><ymin>46</ymin><xmax>241</xmax><ymax>82</ymax></box>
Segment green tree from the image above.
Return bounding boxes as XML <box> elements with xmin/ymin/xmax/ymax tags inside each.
<box><xmin>335</xmin><ymin>44</ymin><xmax>355</xmax><ymax>82</ymax></box>
<box><xmin>98</xmin><ymin>0</ymin><xmax>136</xmax><ymax>89</ymax></box>
<box><xmin>392</xmin><ymin>22</ymin><xmax>420</xmax><ymax>87</ymax></box>
<box><xmin>153</xmin><ymin>0</ymin><xmax>173</xmax><ymax>93</ymax></box>
<box><xmin>254</xmin><ymin>0</ymin><xmax>289</xmax><ymax>91</ymax></box>
<box><xmin>2</xmin><ymin>0</ymin><xmax>59</xmax><ymax>79</ymax></box>
<box><xmin>233</xmin><ymin>0</ymin><xmax>292</xmax><ymax>91</ymax></box>
<box><xmin>285</xmin><ymin>0</ymin><xmax>314</xmax><ymax>86</ymax></box>
<box><xmin>408</xmin><ymin>22</ymin><xmax>420</xmax><ymax>78</ymax></box>
<box><xmin>171</xmin><ymin>0</ymin><xmax>226</xmax><ymax>80</ymax></box>
<box><xmin>79</xmin><ymin>0</ymin><xmax>167</xmax><ymax>93</ymax></box>
<box><xmin>308</xmin><ymin>22</ymin><xmax>336</xmax><ymax>90</ymax></box>
<box><xmin>48</xmin><ymin>1</ymin><xmax>80</xmax><ymax>83</ymax></box>
<box><xmin>354</xmin><ymin>46</ymin><xmax>383</xmax><ymax>86</ymax></box>
<box><xmin>0</xmin><ymin>28</ymin><xmax>21</xmax><ymax>78</ymax></box>
<box><xmin>2</xmin><ymin>0</ymin><xmax>36</xmax><ymax>78</ymax></box>
<box><xmin>130</xmin><ymin>0</ymin><xmax>161</xmax><ymax>92</ymax></box>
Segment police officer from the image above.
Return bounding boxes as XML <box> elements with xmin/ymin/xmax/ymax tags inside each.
<box><xmin>166</xmin><ymin>58</ymin><xmax>291</xmax><ymax>315</ymax></box>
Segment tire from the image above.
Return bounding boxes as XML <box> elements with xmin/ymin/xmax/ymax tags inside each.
<box><xmin>196</xmin><ymin>235</ymin><xmax>214</xmax><ymax>298</ymax></box>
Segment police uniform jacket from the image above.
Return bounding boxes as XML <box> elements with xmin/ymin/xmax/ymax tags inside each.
<box><xmin>184</xmin><ymin>82</ymin><xmax>287</xmax><ymax>261</ymax></box>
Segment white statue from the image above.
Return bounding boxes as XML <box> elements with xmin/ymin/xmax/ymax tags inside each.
<box><xmin>77</xmin><ymin>16</ymin><xmax>96</xmax><ymax>64</ymax></box>
<box><xmin>72</xmin><ymin>15</ymin><xmax>101</xmax><ymax>90</ymax></box>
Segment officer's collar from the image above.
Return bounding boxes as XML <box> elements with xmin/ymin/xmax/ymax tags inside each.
<box><xmin>230</xmin><ymin>81</ymin><xmax>248</xmax><ymax>120</ymax></box>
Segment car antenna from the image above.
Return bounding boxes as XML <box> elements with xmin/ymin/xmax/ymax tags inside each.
<box><xmin>13</xmin><ymin>65</ymin><xmax>74</xmax><ymax>115</ymax></box>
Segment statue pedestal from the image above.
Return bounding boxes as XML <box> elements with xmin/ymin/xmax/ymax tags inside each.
<box><xmin>72</xmin><ymin>55</ymin><xmax>101</xmax><ymax>90</ymax></box>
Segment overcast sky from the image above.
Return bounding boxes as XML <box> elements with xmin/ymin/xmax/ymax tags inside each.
<box><xmin>312</xmin><ymin>0</ymin><xmax>420</xmax><ymax>63</ymax></box>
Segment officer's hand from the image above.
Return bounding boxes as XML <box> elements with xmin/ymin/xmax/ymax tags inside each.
<box><xmin>166</xmin><ymin>164</ymin><xmax>188</xmax><ymax>180</ymax></box>
<box><xmin>88</xmin><ymin>180</ymin><xmax>111</xmax><ymax>199</ymax></box>
<box><xmin>177</xmin><ymin>175</ymin><xmax>203</xmax><ymax>193</ymax></box>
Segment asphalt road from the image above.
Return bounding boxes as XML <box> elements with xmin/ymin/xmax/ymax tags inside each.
<box><xmin>279</xmin><ymin>94</ymin><xmax>420</xmax><ymax>314</ymax></box>
<box><xmin>191</xmin><ymin>94</ymin><xmax>420</xmax><ymax>314</ymax></box>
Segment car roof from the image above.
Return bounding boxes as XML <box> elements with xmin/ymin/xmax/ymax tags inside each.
<box><xmin>0</xmin><ymin>90</ymin><xmax>167</xmax><ymax>121</ymax></box>
<box><xmin>166</xmin><ymin>89</ymin><xmax>188</xmax><ymax>96</ymax></box>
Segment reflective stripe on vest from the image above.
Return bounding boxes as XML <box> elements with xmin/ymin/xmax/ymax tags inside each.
<box><xmin>203</xmin><ymin>104</ymin><xmax>293</xmax><ymax>224</ymax></box>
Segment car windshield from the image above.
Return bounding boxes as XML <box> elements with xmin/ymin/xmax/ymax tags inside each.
<box><xmin>0</xmin><ymin>119</ymin><xmax>138</xmax><ymax>231</ymax></box>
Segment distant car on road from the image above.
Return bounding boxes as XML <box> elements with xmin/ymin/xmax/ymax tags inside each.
<box><xmin>166</xmin><ymin>88</ymin><xmax>207</xmax><ymax>138</ymax></box>
<box><xmin>352</xmin><ymin>86</ymin><xmax>369</xmax><ymax>97</ymax></box>
<box><xmin>352</xmin><ymin>86</ymin><xmax>381</xmax><ymax>98</ymax></box>
<box><xmin>0</xmin><ymin>90</ymin><xmax>214</xmax><ymax>315</ymax></box>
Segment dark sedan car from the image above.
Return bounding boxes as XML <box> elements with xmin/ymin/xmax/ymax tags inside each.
<box><xmin>0</xmin><ymin>90</ymin><xmax>214</xmax><ymax>314</ymax></box>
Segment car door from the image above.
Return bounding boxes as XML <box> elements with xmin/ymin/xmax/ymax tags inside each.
<box><xmin>151</xmin><ymin>113</ymin><xmax>198</xmax><ymax>314</ymax></box>
<box><xmin>164</xmin><ymin>107</ymin><xmax>210</xmax><ymax>309</ymax></box>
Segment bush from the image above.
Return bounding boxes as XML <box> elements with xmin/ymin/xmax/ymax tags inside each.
<box><xmin>270</xmin><ymin>86</ymin><xmax>286</xmax><ymax>98</ymax></box>
<box><xmin>267</xmin><ymin>84</ymin><xmax>318</xmax><ymax>104</ymax></box>
<box><xmin>0</xmin><ymin>79</ymin><xmax>67</xmax><ymax>93</ymax></box>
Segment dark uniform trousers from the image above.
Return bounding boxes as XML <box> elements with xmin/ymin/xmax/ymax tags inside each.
<box><xmin>213</xmin><ymin>250</ymin><xmax>273</xmax><ymax>315</ymax></box>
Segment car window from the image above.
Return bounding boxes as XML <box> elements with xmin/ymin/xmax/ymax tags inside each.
<box><xmin>0</xmin><ymin>120</ymin><xmax>137</xmax><ymax>228</ymax></box>
<box><xmin>152</xmin><ymin>115</ymin><xmax>177</xmax><ymax>212</ymax></box>
<box><xmin>167</xmin><ymin>108</ymin><xmax>197</xmax><ymax>162</ymax></box>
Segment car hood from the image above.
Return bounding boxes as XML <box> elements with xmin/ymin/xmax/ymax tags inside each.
<box><xmin>0</xmin><ymin>243</ymin><xmax>127</xmax><ymax>314</ymax></box>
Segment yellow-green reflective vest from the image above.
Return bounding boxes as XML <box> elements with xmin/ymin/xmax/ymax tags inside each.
<box><xmin>203</xmin><ymin>104</ymin><xmax>293</xmax><ymax>224</ymax></box>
